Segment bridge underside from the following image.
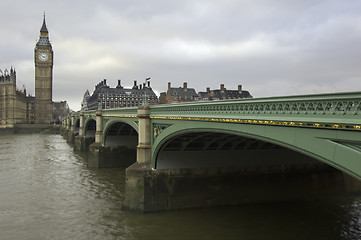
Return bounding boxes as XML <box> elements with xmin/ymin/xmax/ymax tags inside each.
<box><xmin>85</xmin><ymin>119</ymin><xmax>96</xmax><ymax>138</ymax></box>
<box><xmin>105</xmin><ymin>122</ymin><xmax>138</xmax><ymax>147</ymax></box>
<box><xmin>156</xmin><ymin>132</ymin><xmax>324</xmax><ymax>170</ymax></box>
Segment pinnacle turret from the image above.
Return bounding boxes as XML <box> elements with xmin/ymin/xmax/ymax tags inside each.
<box><xmin>40</xmin><ymin>14</ymin><xmax>48</xmax><ymax>33</ymax></box>
<box><xmin>36</xmin><ymin>13</ymin><xmax>51</xmax><ymax>47</ymax></box>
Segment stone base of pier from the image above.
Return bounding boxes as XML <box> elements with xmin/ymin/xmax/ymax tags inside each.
<box><xmin>67</xmin><ymin>130</ymin><xmax>76</xmax><ymax>144</ymax></box>
<box><xmin>88</xmin><ymin>143</ymin><xmax>136</xmax><ymax>168</ymax></box>
<box><xmin>74</xmin><ymin>136</ymin><xmax>94</xmax><ymax>152</ymax></box>
<box><xmin>123</xmin><ymin>163</ymin><xmax>361</xmax><ymax>213</ymax></box>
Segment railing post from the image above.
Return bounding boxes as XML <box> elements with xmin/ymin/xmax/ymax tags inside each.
<box><xmin>95</xmin><ymin>109</ymin><xmax>103</xmax><ymax>145</ymax></box>
<box><xmin>136</xmin><ymin>105</ymin><xmax>151</xmax><ymax>164</ymax></box>
<box><xmin>79</xmin><ymin>112</ymin><xmax>84</xmax><ymax>137</ymax></box>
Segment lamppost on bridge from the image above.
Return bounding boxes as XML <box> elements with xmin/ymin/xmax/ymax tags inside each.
<box><xmin>142</xmin><ymin>77</ymin><xmax>151</xmax><ymax>106</ymax></box>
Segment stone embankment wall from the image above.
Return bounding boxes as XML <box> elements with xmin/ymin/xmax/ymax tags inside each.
<box><xmin>0</xmin><ymin>124</ymin><xmax>60</xmax><ymax>134</ymax></box>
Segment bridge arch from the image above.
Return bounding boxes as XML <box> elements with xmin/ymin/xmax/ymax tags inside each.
<box><xmin>103</xmin><ymin>119</ymin><xmax>139</xmax><ymax>147</ymax></box>
<box><xmin>84</xmin><ymin>118</ymin><xmax>96</xmax><ymax>138</ymax></box>
<box><xmin>152</xmin><ymin>121</ymin><xmax>361</xmax><ymax>180</ymax></box>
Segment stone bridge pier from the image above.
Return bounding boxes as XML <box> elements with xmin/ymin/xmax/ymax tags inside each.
<box><xmin>74</xmin><ymin>112</ymin><xmax>87</xmax><ymax>151</ymax></box>
<box><xmin>122</xmin><ymin>105</ymin><xmax>155</xmax><ymax>212</ymax></box>
<box><xmin>67</xmin><ymin>115</ymin><xmax>76</xmax><ymax>144</ymax></box>
<box><xmin>86</xmin><ymin>109</ymin><xmax>137</xmax><ymax>168</ymax></box>
<box><xmin>60</xmin><ymin>117</ymin><xmax>71</xmax><ymax>139</ymax></box>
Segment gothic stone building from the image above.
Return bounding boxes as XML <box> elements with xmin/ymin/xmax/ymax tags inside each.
<box><xmin>0</xmin><ymin>16</ymin><xmax>54</xmax><ymax>127</ymax></box>
<box><xmin>0</xmin><ymin>68</ymin><xmax>35</xmax><ymax>125</ymax></box>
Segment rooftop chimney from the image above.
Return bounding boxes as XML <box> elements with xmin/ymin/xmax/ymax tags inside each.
<box><xmin>206</xmin><ymin>87</ymin><xmax>210</xmax><ymax>94</ymax></box>
<box><xmin>116</xmin><ymin>80</ymin><xmax>122</xmax><ymax>88</ymax></box>
<box><xmin>183</xmin><ymin>82</ymin><xmax>188</xmax><ymax>91</ymax></box>
<box><xmin>133</xmin><ymin>80</ymin><xmax>138</xmax><ymax>89</ymax></box>
<box><xmin>238</xmin><ymin>85</ymin><xmax>243</xmax><ymax>93</ymax></box>
<box><xmin>168</xmin><ymin>82</ymin><xmax>171</xmax><ymax>90</ymax></box>
<box><xmin>103</xmin><ymin>79</ymin><xmax>107</xmax><ymax>85</ymax></box>
<box><xmin>220</xmin><ymin>84</ymin><xmax>225</xmax><ymax>92</ymax></box>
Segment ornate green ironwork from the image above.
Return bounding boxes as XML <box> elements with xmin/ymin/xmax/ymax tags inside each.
<box><xmin>148</xmin><ymin>92</ymin><xmax>361</xmax><ymax>129</ymax></box>
<box><xmin>153</xmin><ymin>124</ymin><xmax>172</xmax><ymax>138</ymax></box>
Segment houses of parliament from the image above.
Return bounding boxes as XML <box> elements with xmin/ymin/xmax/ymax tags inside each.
<box><xmin>0</xmin><ymin>16</ymin><xmax>56</xmax><ymax>127</ymax></box>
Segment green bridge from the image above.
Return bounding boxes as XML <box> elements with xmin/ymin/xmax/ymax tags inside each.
<box><xmin>62</xmin><ymin>92</ymin><xmax>361</xmax><ymax>212</ymax></box>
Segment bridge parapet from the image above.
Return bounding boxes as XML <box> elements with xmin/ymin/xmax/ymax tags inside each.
<box><xmin>149</xmin><ymin>91</ymin><xmax>361</xmax><ymax>131</ymax></box>
<box><xmin>90</xmin><ymin>107</ymin><xmax>138</xmax><ymax>118</ymax></box>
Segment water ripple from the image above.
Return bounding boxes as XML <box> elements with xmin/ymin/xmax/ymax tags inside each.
<box><xmin>0</xmin><ymin>134</ymin><xmax>360</xmax><ymax>240</ymax></box>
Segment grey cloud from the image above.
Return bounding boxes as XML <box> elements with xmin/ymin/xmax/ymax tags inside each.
<box><xmin>1</xmin><ymin>0</ymin><xmax>361</xmax><ymax>110</ymax></box>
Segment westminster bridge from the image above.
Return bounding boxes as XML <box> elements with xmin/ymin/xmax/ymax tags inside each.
<box><xmin>62</xmin><ymin>92</ymin><xmax>361</xmax><ymax>212</ymax></box>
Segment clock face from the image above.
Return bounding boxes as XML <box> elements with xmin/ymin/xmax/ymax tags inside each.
<box><xmin>38</xmin><ymin>52</ymin><xmax>48</xmax><ymax>61</ymax></box>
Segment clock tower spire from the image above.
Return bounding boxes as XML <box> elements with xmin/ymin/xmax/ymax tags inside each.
<box><xmin>34</xmin><ymin>13</ymin><xmax>53</xmax><ymax>124</ymax></box>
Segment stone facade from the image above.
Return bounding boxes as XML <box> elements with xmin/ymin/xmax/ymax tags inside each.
<box><xmin>0</xmin><ymin>69</ymin><xmax>35</xmax><ymax>127</ymax></box>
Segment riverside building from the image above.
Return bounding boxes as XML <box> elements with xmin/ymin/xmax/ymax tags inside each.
<box><xmin>82</xmin><ymin>79</ymin><xmax>158</xmax><ymax>110</ymax></box>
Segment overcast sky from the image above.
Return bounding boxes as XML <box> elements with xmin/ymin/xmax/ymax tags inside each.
<box><xmin>1</xmin><ymin>0</ymin><xmax>361</xmax><ymax>110</ymax></box>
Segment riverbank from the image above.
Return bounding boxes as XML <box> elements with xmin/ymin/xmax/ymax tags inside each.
<box><xmin>0</xmin><ymin>124</ymin><xmax>61</xmax><ymax>134</ymax></box>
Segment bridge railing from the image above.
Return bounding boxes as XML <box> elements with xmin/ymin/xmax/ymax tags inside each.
<box><xmin>101</xmin><ymin>107</ymin><xmax>138</xmax><ymax>118</ymax></box>
<box><xmin>149</xmin><ymin>92</ymin><xmax>361</xmax><ymax>129</ymax></box>
<box><xmin>76</xmin><ymin>92</ymin><xmax>361</xmax><ymax>130</ymax></box>
<box><xmin>83</xmin><ymin>107</ymin><xmax>138</xmax><ymax>118</ymax></box>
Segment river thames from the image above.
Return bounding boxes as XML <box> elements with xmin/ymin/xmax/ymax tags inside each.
<box><xmin>0</xmin><ymin>134</ymin><xmax>360</xmax><ymax>240</ymax></box>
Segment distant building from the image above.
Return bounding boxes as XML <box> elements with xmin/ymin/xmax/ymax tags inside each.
<box><xmin>159</xmin><ymin>82</ymin><xmax>252</xmax><ymax>104</ymax></box>
<box><xmin>84</xmin><ymin>79</ymin><xmax>158</xmax><ymax>110</ymax></box>
<box><xmin>53</xmin><ymin>101</ymin><xmax>71</xmax><ymax>124</ymax></box>
<box><xmin>159</xmin><ymin>82</ymin><xmax>200</xmax><ymax>104</ymax></box>
<box><xmin>198</xmin><ymin>84</ymin><xmax>252</xmax><ymax>101</ymax></box>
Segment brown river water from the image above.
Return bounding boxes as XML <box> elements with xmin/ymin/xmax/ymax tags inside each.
<box><xmin>0</xmin><ymin>134</ymin><xmax>360</xmax><ymax>240</ymax></box>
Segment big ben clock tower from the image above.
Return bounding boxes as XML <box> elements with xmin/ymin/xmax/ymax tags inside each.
<box><xmin>34</xmin><ymin>14</ymin><xmax>53</xmax><ymax>124</ymax></box>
